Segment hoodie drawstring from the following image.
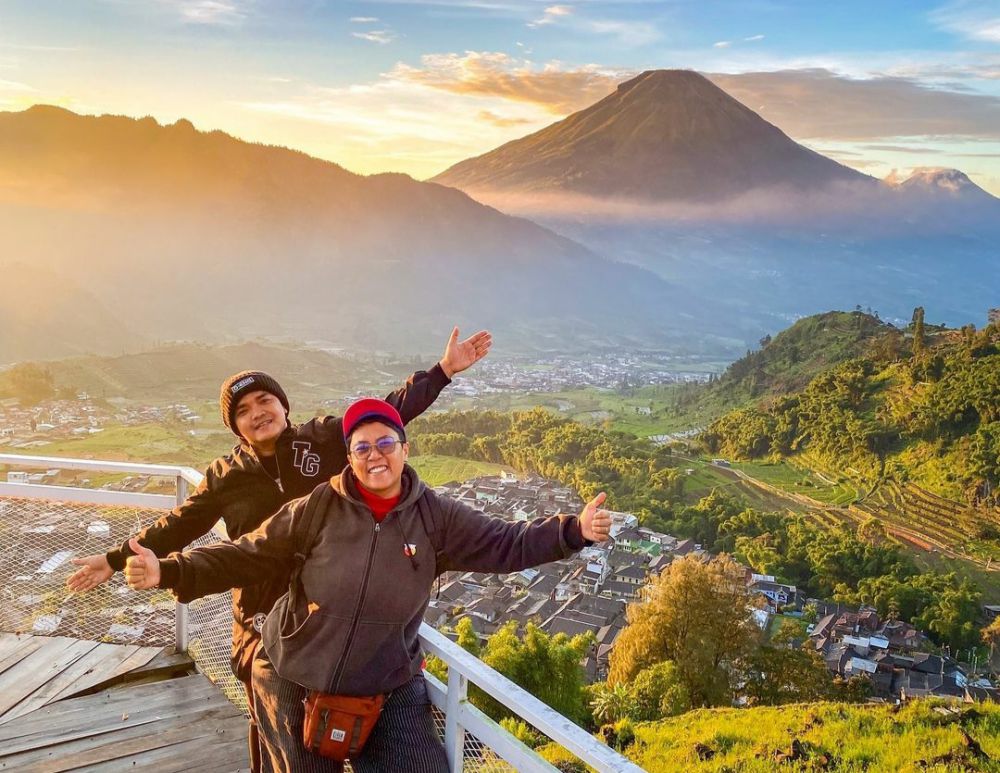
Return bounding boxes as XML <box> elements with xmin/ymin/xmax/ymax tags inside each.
<box><xmin>394</xmin><ymin>514</ymin><xmax>420</xmax><ymax>572</ymax></box>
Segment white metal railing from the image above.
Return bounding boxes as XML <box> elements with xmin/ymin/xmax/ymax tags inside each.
<box><xmin>0</xmin><ymin>452</ymin><xmax>644</xmax><ymax>773</ymax></box>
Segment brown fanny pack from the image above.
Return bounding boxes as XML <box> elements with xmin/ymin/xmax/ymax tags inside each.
<box><xmin>303</xmin><ymin>691</ymin><xmax>385</xmax><ymax>761</ymax></box>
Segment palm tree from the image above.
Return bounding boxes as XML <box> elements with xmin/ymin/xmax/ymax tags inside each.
<box><xmin>591</xmin><ymin>683</ymin><xmax>632</xmax><ymax>725</ymax></box>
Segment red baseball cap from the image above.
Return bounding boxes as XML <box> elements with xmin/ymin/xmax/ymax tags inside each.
<box><xmin>343</xmin><ymin>398</ymin><xmax>405</xmax><ymax>442</ymax></box>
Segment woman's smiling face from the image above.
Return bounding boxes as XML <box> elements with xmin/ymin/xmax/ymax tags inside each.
<box><xmin>348</xmin><ymin>420</ymin><xmax>408</xmax><ymax>497</ymax></box>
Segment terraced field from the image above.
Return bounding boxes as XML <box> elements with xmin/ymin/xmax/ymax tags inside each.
<box><xmin>855</xmin><ymin>480</ymin><xmax>1000</xmax><ymax>566</ymax></box>
<box><xmin>703</xmin><ymin>459</ymin><xmax>1000</xmax><ymax>599</ymax></box>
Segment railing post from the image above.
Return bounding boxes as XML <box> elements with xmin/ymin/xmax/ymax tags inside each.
<box><xmin>445</xmin><ymin>667</ymin><xmax>468</xmax><ymax>773</ymax></box>
<box><xmin>174</xmin><ymin>475</ymin><xmax>190</xmax><ymax>654</ymax></box>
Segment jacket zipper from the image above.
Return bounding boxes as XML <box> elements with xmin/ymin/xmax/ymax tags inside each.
<box><xmin>330</xmin><ymin>518</ymin><xmax>381</xmax><ymax>693</ymax></box>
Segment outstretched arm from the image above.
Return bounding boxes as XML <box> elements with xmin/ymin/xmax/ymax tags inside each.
<box><xmin>434</xmin><ymin>491</ymin><xmax>610</xmax><ymax>575</ymax></box>
<box><xmin>126</xmin><ymin>498</ymin><xmax>303</xmax><ymax>603</ymax></box>
<box><xmin>380</xmin><ymin>327</ymin><xmax>491</xmax><ymax>424</ymax></box>
<box><xmin>68</xmin><ymin>470</ymin><xmax>225</xmax><ymax>593</ymax></box>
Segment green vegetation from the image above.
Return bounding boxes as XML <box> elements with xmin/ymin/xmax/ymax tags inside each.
<box><xmin>0</xmin><ymin>362</ymin><xmax>61</xmax><ymax>405</ymax></box>
<box><xmin>408</xmin><ymin>454</ymin><xmax>511</xmax><ymax>486</ymax></box>
<box><xmin>409</xmin><ymin>405</ymin><xmax>992</xmax><ymax>643</ymax></box>
<box><xmin>0</xmin><ymin>341</ymin><xmax>401</xmax><ymax>403</ymax></box>
<box><xmin>667</xmin><ymin>310</ymin><xmax>892</xmax><ymax>426</ymax></box>
<box><xmin>21</xmin><ymin>423</ymin><xmax>233</xmax><ymax>468</ymax></box>
<box><xmin>615</xmin><ymin>699</ymin><xmax>1000</xmax><ymax>772</ymax></box>
<box><xmin>696</xmin><ymin>313</ymin><xmax>1000</xmax><ymax>604</ymax></box>
<box><xmin>700</xmin><ymin>315</ymin><xmax>1000</xmax><ymax>503</ymax></box>
<box><xmin>427</xmin><ymin>618</ymin><xmax>594</xmax><ymax>727</ymax></box>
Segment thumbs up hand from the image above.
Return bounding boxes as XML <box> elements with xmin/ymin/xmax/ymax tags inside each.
<box><xmin>124</xmin><ymin>538</ymin><xmax>160</xmax><ymax>590</ymax></box>
<box><xmin>579</xmin><ymin>492</ymin><xmax>612</xmax><ymax>542</ymax></box>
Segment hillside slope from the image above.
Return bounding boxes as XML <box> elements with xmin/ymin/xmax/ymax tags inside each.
<box><xmin>612</xmin><ymin>699</ymin><xmax>1000</xmax><ymax>772</ymax></box>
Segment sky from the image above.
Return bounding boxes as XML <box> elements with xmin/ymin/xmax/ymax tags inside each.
<box><xmin>2</xmin><ymin>0</ymin><xmax>999</xmax><ymax>193</ymax></box>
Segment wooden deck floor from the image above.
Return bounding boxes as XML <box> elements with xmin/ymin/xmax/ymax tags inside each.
<box><xmin>0</xmin><ymin>633</ymin><xmax>249</xmax><ymax>772</ymax></box>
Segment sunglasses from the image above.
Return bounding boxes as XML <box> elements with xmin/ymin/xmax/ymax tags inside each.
<box><xmin>350</xmin><ymin>436</ymin><xmax>404</xmax><ymax>459</ymax></box>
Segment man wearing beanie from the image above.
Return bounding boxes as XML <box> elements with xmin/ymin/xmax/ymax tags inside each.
<box><xmin>67</xmin><ymin>327</ymin><xmax>491</xmax><ymax>771</ymax></box>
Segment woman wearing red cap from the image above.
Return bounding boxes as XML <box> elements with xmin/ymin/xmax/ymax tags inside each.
<box><xmin>125</xmin><ymin>397</ymin><xmax>613</xmax><ymax>772</ymax></box>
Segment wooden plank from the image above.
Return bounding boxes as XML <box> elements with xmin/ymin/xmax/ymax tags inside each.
<box><xmin>1</xmin><ymin>702</ymin><xmax>247</xmax><ymax>772</ymax></box>
<box><xmin>0</xmin><ymin>637</ymin><xmax>81</xmax><ymax>716</ymax></box>
<box><xmin>0</xmin><ymin>636</ymin><xmax>159</xmax><ymax>724</ymax></box>
<box><xmin>0</xmin><ymin>632</ymin><xmax>39</xmax><ymax>667</ymax></box>
<box><xmin>0</xmin><ymin>639</ymin><xmax>100</xmax><ymax>724</ymax></box>
<box><xmin>0</xmin><ymin>675</ymin><xmax>228</xmax><ymax>754</ymax></box>
<box><xmin>0</xmin><ymin>634</ymin><xmax>46</xmax><ymax>677</ymax></box>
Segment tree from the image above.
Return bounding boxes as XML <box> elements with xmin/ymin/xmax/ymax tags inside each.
<box><xmin>912</xmin><ymin>306</ymin><xmax>926</xmax><ymax>359</ymax></box>
<box><xmin>743</xmin><ymin>645</ymin><xmax>834</xmax><ymax>706</ymax></box>
<box><xmin>454</xmin><ymin>615</ymin><xmax>482</xmax><ymax>657</ymax></box>
<box><xmin>982</xmin><ymin>617</ymin><xmax>1000</xmax><ymax>671</ymax></box>
<box><xmin>857</xmin><ymin>517</ymin><xmax>887</xmax><ymax>545</ymax></box>
<box><xmin>2</xmin><ymin>363</ymin><xmax>55</xmax><ymax>406</ymax></box>
<box><xmin>914</xmin><ymin>578</ymin><xmax>983</xmax><ymax>652</ymax></box>
<box><xmin>590</xmin><ymin>683</ymin><xmax>632</xmax><ymax>725</ymax></box>
<box><xmin>627</xmin><ymin>661</ymin><xmax>690</xmax><ymax>721</ymax></box>
<box><xmin>608</xmin><ymin>555</ymin><xmax>760</xmax><ymax>707</ymax></box>
<box><xmin>480</xmin><ymin>622</ymin><xmax>593</xmax><ymax>725</ymax></box>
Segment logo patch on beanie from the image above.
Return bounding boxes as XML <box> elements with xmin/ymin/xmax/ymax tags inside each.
<box><xmin>230</xmin><ymin>376</ymin><xmax>256</xmax><ymax>394</ymax></box>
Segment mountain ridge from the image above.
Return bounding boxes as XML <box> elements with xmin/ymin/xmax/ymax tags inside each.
<box><xmin>0</xmin><ymin>104</ymin><xmax>741</xmax><ymax>362</ymax></box>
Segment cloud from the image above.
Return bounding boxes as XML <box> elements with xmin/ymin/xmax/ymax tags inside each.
<box><xmin>707</xmin><ymin>69</ymin><xmax>1000</xmax><ymax>141</ymax></box>
<box><xmin>164</xmin><ymin>0</ymin><xmax>247</xmax><ymax>24</ymax></box>
<box><xmin>527</xmin><ymin>4</ymin><xmax>573</xmax><ymax>28</ymax></box>
<box><xmin>477</xmin><ymin>109</ymin><xmax>533</xmax><ymax>127</ymax></box>
<box><xmin>930</xmin><ymin>1</ymin><xmax>1000</xmax><ymax>43</ymax></box>
<box><xmin>353</xmin><ymin>30</ymin><xmax>398</xmax><ymax>44</ymax></box>
<box><xmin>0</xmin><ymin>79</ymin><xmax>36</xmax><ymax>92</ymax></box>
<box><xmin>390</xmin><ymin>52</ymin><xmax>626</xmax><ymax>113</ymax></box>
<box><xmin>744</xmin><ymin>34</ymin><xmax>765</xmax><ymax>42</ymax></box>
<box><xmin>885</xmin><ymin>58</ymin><xmax>1000</xmax><ymax>81</ymax></box>
<box><xmin>350</xmin><ymin>16</ymin><xmax>379</xmax><ymax>23</ymax></box>
<box><xmin>862</xmin><ymin>144</ymin><xmax>941</xmax><ymax>154</ymax></box>
<box><xmin>713</xmin><ymin>41</ymin><xmax>731</xmax><ymax>48</ymax></box>
<box><xmin>236</xmin><ymin>76</ymin><xmax>554</xmax><ymax>178</ymax></box>
<box><xmin>586</xmin><ymin>19</ymin><xmax>660</xmax><ymax>46</ymax></box>
<box><xmin>387</xmin><ymin>58</ymin><xmax>1000</xmax><ymax>141</ymax></box>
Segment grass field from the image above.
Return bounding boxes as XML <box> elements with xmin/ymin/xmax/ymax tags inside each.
<box><xmin>732</xmin><ymin>460</ymin><xmax>858</xmax><ymax>506</ymax></box>
<box><xmin>408</xmin><ymin>454</ymin><xmax>512</xmax><ymax>486</ymax></box>
<box><xmin>13</xmin><ymin>424</ymin><xmax>234</xmax><ymax>468</ymax></box>
<box><xmin>614</xmin><ymin>699</ymin><xmax>1000</xmax><ymax>772</ymax></box>
<box><xmin>446</xmin><ymin>386</ymin><xmax>707</xmax><ymax>437</ymax></box>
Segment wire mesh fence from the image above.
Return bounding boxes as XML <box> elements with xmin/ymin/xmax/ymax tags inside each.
<box><xmin>0</xmin><ymin>490</ymin><xmax>601</xmax><ymax>771</ymax></box>
<box><xmin>0</xmin><ymin>495</ymin><xmax>247</xmax><ymax>711</ymax></box>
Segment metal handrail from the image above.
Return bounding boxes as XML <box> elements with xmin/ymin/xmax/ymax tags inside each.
<box><xmin>0</xmin><ymin>452</ymin><xmax>202</xmax><ymax>487</ymax></box>
<box><xmin>0</xmin><ymin>453</ymin><xmax>644</xmax><ymax>772</ymax></box>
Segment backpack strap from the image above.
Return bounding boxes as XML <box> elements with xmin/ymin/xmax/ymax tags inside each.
<box><xmin>288</xmin><ymin>482</ymin><xmax>333</xmax><ymax>604</ymax></box>
<box><xmin>415</xmin><ymin>490</ymin><xmax>447</xmax><ymax>591</ymax></box>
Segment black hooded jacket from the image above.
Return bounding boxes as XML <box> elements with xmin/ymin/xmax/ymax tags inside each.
<box><xmin>106</xmin><ymin>364</ymin><xmax>450</xmax><ymax>680</ymax></box>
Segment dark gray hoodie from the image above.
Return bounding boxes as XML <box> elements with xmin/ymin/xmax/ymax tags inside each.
<box><xmin>160</xmin><ymin>465</ymin><xmax>587</xmax><ymax>695</ymax></box>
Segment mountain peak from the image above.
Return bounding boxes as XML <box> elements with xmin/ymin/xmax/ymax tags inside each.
<box><xmin>885</xmin><ymin>167</ymin><xmax>998</xmax><ymax>207</ymax></box>
<box><xmin>617</xmin><ymin>68</ymin><xmax>714</xmax><ymax>94</ymax></box>
<box><xmin>432</xmin><ymin>69</ymin><xmax>868</xmax><ymax>202</ymax></box>
<box><xmin>889</xmin><ymin>167</ymin><xmax>975</xmax><ymax>192</ymax></box>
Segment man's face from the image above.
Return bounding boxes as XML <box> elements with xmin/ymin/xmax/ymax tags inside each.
<box><xmin>233</xmin><ymin>390</ymin><xmax>287</xmax><ymax>449</ymax></box>
<box><xmin>348</xmin><ymin>421</ymin><xmax>408</xmax><ymax>495</ymax></box>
